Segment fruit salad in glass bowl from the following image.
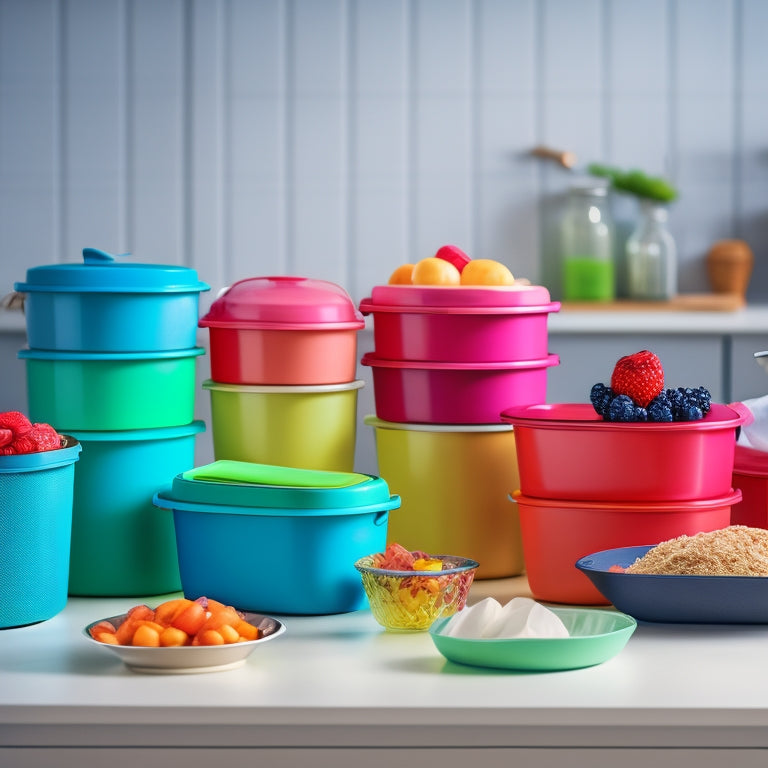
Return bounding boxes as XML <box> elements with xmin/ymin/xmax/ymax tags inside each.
<box><xmin>355</xmin><ymin>543</ymin><xmax>478</xmax><ymax>632</ymax></box>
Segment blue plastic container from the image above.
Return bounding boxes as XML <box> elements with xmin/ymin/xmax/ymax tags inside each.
<box><xmin>153</xmin><ymin>460</ymin><xmax>401</xmax><ymax>615</ymax></box>
<box><xmin>14</xmin><ymin>247</ymin><xmax>210</xmax><ymax>352</ymax></box>
<box><xmin>0</xmin><ymin>439</ymin><xmax>82</xmax><ymax>628</ymax></box>
<box><xmin>66</xmin><ymin>421</ymin><xmax>205</xmax><ymax>597</ymax></box>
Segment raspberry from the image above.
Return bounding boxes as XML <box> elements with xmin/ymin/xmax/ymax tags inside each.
<box><xmin>30</xmin><ymin>424</ymin><xmax>63</xmax><ymax>452</ymax></box>
<box><xmin>0</xmin><ymin>411</ymin><xmax>33</xmax><ymax>437</ymax></box>
<box><xmin>0</xmin><ymin>428</ymin><xmax>12</xmax><ymax>448</ymax></box>
<box><xmin>610</xmin><ymin>350</ymin><xmax>665</xmax><ymax>408</ymax></box>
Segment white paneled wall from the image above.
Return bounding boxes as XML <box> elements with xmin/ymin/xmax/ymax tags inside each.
<box><xmin>2</xmin><ymin>0</ymin><xmax>767</xmax><ymax>308</ymax></box>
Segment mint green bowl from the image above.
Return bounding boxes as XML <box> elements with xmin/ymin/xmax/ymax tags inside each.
<box><xmin>429</xmin><ymin>607</ymin><xmax>636</xmax><ymax>671</ymax></box>
<box><xmin>20</xmin><ymin>348</ymin><xmax>204</xmax><ymax>430</ymax></box>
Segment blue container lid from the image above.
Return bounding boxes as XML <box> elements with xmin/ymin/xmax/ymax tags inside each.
<box><xmin>154</xmin><ymin>460</ymin><xmax>401</xmax><ymax>517</ymax></box>
<box><xmin>18</xmin><ymin>347</ymin><xmax>206</xmax><ymax>362</ymax></box>
<box><xmin>0</xmin><ymin>438</ymin><xmax>82</xmax><ymax>473</ymax></box>
<box><xmin>66</xmin><ymin>421</ymin><xmax>206</xmax><ymax>443</ymax></box>
<box><xmin>15</xmin><ymin>248</ymin><xmax>210</xmax><ymax>295</ymax></box>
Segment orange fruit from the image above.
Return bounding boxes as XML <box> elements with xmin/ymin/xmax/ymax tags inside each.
<box><xmin>412</xmin><ymin>257</ymin><xmax>461</xmax><ymax>286</ymax></box>
<box><xmin>388</xmin><ymin>264</ymin><xmax>416</xmax><ymax>285</ymax></box>
<box><xmin>460</xmin><ymin>259</ymin><xmax>514</xmax><ymax>286</ymax></box>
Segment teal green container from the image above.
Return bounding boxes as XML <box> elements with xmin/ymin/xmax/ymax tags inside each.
<box><xmin>0</xmin><ymin>439</ymin><xmax>81</xmax><ymax>628</ymax></box>
<box><xmin>19</xmin><ymin>348</ymin><xmax>204</xmax><ymax>431</ymax></box>
<box><xmin>153</xmin><ymin>461</ymin><xmax>401</xmax><ymax>615</ymax></box>
<box><xmin>66</xmin><ymin>421</ymin><xmax>205</xmax><ymax>596</ymax></box>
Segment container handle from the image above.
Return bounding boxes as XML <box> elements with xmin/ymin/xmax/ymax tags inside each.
<box><xmin>373</xmin><ymin>509</ymin><xmax>389</xmax><ymax>527</ymax></box>
<box><xmin>1</xmin><ymin>291</ymin><xmax>25</xmax><ymax>313</ymax></box>
<box><xmin>728</xmin><ymin>400</ymin><xmax>755</xmax><ymax>427</ymax></box>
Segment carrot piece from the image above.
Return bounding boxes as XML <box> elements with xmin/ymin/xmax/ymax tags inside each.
<box><xmin>196</xmin><ymin>629</ymin><xmax>225</xmax><ymax>646</ymax></box>
<box><xmin>132</xmin><ymin>623</ymin><xmax>161</xmax><ymax>647</ymax></box>
<box><xmin>218</xmin><ymin>623</ymin><xmax>240</xmax><ymax>644</ymax></box>
<box><xmin>235</xmin><ymin>619</ymin><xmax>260</xmax><ymax>641</ymax></box>
<box><xmin>171</xmin><ymin>601</ymin><xmax>207</xmax><ymax>636</ymax></box>
<box><xmin>153</xmin><ymin>598</ymin><xmax>193</xmax><ymax>627</ymax></box>
<box><xmin>159</xmin><ymin>626</ymin><xmax>190</xmax><ymax>647</ymax></box>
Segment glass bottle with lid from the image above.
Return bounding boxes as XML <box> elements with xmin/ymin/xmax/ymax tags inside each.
<box><xmin>560</xmin><ymin>180</ymin><xmax>615</xmax><ymax>302</ymax></box>
<box><xmin>625</xmin><ymin>200</ymin><xmax>677</xmax><ymax>301</ymax></box>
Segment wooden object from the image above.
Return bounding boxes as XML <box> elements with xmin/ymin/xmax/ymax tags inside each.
<box><xmin>561</xmin><ymin>293</ymin><xmax>746</xmax><ymax>312</ymax></box>
<box><xmin>706</xmin><ymin>239</ymin><xmax>753</xmax><ymax>298</ymax></box>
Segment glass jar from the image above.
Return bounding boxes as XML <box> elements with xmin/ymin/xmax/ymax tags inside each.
<box><xmin>560</xmin><ymin>181</ymin><xmax>615</xmax><ymax>301</ymax></box>
<box><xmin>625</xmin><ymin>201</ymin><xmax>677</xmax><ymax>301</ymax></box>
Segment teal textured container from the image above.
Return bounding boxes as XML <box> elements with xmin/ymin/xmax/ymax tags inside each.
<box><xmin>153</xmin><ymin>461</ymin><xmax>401</xmax><ymax>615</ymax></box>
<box><xmin>66</xmin><ymin>421</ymin><xmax>205</xmax><ymax>596</ymax></box>
<box><xmin>20</xmin><ymin>348</ymin><xmax>204</xmax><ymax>431</ymax></box>
<box><xmin>0</xmin><ymin>439</ymin><xmax>82</xmax><ymax>628</ymax></box>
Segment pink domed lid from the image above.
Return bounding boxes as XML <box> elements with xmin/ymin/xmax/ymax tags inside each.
<box><xmin>199</xmin><ymin>276</ymin><xmax>365</xmax><ymax>330</ymax></box>
<box><xmin>360</xmin><ymin>284</ymin><xmax>558</xmax><ymax>316</ymax></box>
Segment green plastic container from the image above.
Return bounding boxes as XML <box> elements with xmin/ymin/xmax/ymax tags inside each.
<box><xmin>66</xmin><ymin>421</ymin><xmax>205</xmax><ymax>596</ymax></box>
<box><xmin>20</xmin><ymin>348</ymin><xmax>204</xmax><ymax>430</ymax></box>
<box><xmin>204</xmin><ymin>379</ymin><xmax>363</xmax><ymax>472</ymax></box>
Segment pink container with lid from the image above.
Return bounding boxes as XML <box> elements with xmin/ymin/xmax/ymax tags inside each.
<box><xmin>501</xmin><ymin>402</ymin><xmax>751</xmax><ymax>502</ymax></box>
<box><xmin>731</xmin><ymin>444</ymin><xmax>768</xmax><ymax>528</ymax></box>
<box><xmin>200</xmin><ymin>276</ymin><xmax>365</xmax><ymax>385</ymax></box>
<box><xmin>362</xmin><ymin>353</ymin><xmax>559</xmax><ymax>424</ymax></box>
<box><xmin>359</xmin><ymin>284</ymin><xmax>560</xmax><ymax>363</ymax></box>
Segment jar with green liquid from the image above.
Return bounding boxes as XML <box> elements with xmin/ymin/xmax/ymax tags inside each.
<box><xmin>561</xmin><ymin>181</ymin><xmax>615</xmax><ymax>301</ymax></box>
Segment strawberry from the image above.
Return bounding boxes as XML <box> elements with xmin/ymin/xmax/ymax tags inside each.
<box><xmin>0</xmin><ymin>412</ymin><xmax>62</xmax><ymax>455</ymax></box>
<box><xmin>610</xmin><ymin>350</ymin><xmax>664</xmax><ymax>408</ymax></box>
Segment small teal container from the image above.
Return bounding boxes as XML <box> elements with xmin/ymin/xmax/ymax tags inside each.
<box><xmin>14</xmin><ymin>247</ymin><xmax>210</xmax><ymax>352</ymax></box>
<box><xmin>66</xmin><ymin>421</ymin><xmax>205</xmax><ymax>597</ymax></box>
<box><xmin>0</xmin><ymin>439</ymin><xmax>82</xmax><ymax>628</ymax></box>
<box><xmin>153</xmin><ymin>461</ymin><xmax>401</xmax><ymax>615</ymax></box>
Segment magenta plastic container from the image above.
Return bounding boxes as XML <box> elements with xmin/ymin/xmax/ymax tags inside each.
<box><xmin>359</xmin><ymin>284</ymin><xmax>560</xmax><ymax>363</ymax></box>
<box><xmin>199</xmin><ymin>276</ymin><xmax>364</xmax><ymax>385</ymax></box>
<box><xmin>362</xmin><ymin>353</ymin><xmax>559</xmax><ymax>424</ymax></box>
<box><xmin>514</xmin><ymin>488</ymin><xmax>741</xmax><ymax>605</ymax></box>
<box><xmin>501</xmin><ymin>402</ymin><xmax>751</xmax><ymax>502</ymax></box>
<box><xmin>731</xmin><ymin>444</ymin><xmax>768</xmax><ymax>528</ymax></box>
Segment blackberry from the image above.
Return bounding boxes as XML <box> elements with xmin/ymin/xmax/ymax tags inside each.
<box><xmin>606</xmin><ymin>394</ymin><xmax>636</xmax><ymax>422</ymax></box>
<box><xmin>590</xmin><ymin>383</ymin><xmax>614</xmax><ymax>416</ymax></box>
<box><xmin>648</xmin><ymin>396</ymin><xmax>673</xmax><ymax>422</ymax></box>
<box><xmin>633</xmin><ymin>406</ymin><xmax>648</xmax><ymax>422</ymax></box>
<box><xmin>680</xmin><ymin>404</ymin><xmax>704</xmax><ymax>421</ymax></box>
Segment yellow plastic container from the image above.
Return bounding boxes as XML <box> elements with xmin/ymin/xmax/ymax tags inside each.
<box><xmin>365</xmin><ymin>416</ymin><xmax>524</xmax><ymax>580</ymax></box>
<box><xmin>204</xmin><ymin>379</ymin><xmax>364</xmax><ymax>472</ymax></box>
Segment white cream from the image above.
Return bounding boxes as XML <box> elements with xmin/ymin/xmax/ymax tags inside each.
<box><xmin>442</xmin><ymin>597</ymin><xmax>569</xmax><ymax>640</ymax></box>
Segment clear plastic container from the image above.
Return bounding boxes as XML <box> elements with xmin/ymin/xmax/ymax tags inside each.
<box><xmin>560</xmin><ymin>181</ymin><xmax>615</xmax><ymax>301</ymax></box>
<box><xmin>626</xmin><ymin>201</ymin><xmax>677</xmax><ymax>300</ymax></box>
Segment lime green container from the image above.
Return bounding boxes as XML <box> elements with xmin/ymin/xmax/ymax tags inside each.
<box><xmin>65</xmin><ymin>421</ymin><xmax>205</xmax><ymax>596</ymax></box>
<box><xmin>19</xmin><ymin>348</ymin><xmax>204</xmax><ymax>430</ymax></box>
<box><xmin>204</xmin><ymin>379</ymin><xmax>363</xmax><ymax>472</ymax></box>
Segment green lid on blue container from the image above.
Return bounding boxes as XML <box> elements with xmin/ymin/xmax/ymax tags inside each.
<box><xmin>15</xmin><ymin>248</ymin><xmax>210</xmax><ymax>294</ymax></box>
<box><xmin>154</xmin><ymin>460</ymin><xmax>400</xmax><ymax>517</ymax></box>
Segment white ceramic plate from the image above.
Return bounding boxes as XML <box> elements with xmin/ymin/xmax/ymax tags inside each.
<box><xmin>83</xmin><ymin>611</ymin><xmax>285</xmax><ymax>674</ymax></box>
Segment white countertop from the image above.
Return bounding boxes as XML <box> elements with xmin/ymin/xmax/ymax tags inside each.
<box><xmin>3</xmin><ymin>579</ymin><xmax>768</xmax><ymax>754</ymax></box>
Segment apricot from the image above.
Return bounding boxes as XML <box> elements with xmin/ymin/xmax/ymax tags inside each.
<box><xmin>153</xmin><ymin>598</ymin><xmax>193</xmax><ymax>626</ymax></box>
<box><xmin>132</xmin><ymin>623</ymin><xmax>162</xmax><ymax>647</ymax></box>
<box><xmin>172</xmin><ymin>601</ymin><xmax>207</xmax><ymax>636</ymax></box>
<box><xmin>159</xmin><ymin>626</ymin><xmax>190</xmax><ymax>647</ymax></box>
<box><xmin>196</xmin><ymin>629</ymin><xmax>225</xmax><ymax>646</ymax></box>
<box><xmin>388</xmin><ymin>263</ymin><xmax>415</xmax><ymax>285</ymax></box>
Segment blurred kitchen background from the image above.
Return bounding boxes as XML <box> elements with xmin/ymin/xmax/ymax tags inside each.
<box><xmin>1</xmin><ymin>0</ymin><xmax>767</xmax><ymax>471</ymax></box>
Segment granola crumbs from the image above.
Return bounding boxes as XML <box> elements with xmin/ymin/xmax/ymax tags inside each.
<box><xmin>625</xmin><ymin>526</ymin><xmax>768</xmax><ymax>576</ymax></box>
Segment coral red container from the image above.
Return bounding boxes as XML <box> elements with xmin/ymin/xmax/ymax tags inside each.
<box><xmin>731</xmin><ymin>444</ymin><xmax>768</xmax><ymax>528</ymax></box>
<box><xmin>501</xmin><ymin>402</ymin><xmax>750</xmax><ymax>502</ymax></box>
<box><xmin>514</xmin><ymin>489</ymin><xmax>741</xmax><ymax>605</ymax></box>
<box><xmin>199</xmin><ymin>276</ymin><xmax>364</xmax><ymax>385</ymax></box>
<box><xmin>359</xmin><ymin>284</ymin><xmax>560</xmax><ymax>363</ymax></box>
<box><xmin>362</xmin><ymin>353</ymin><xmax>559</xmax><ymax>424</ymax></box>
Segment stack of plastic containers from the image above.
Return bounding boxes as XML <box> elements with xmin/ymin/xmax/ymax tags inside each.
<box><xmin>14</xmin><ymin>247</ymin><xmax>209</xmax><ymax>596</ymax></box>
<box><xmin>198</xmin><ymin>276</ymin><xmax>366</xmax><ymax>472</ymax></box>
<box><xmin>501</xmin><ymin>402</ymin><xmax>748</xmax><ymax>604</ymax></box>
<box><xmin>359</xmin><ymin>282</ymin><xmax>561</xmax><ymax>579</ymax></box>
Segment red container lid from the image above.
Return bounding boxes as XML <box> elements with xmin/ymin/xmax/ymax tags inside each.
<box><xmin>734</xmin><ymin>444</ymin><xmax>768</xmax><ymax>477</ymax></box>
<box><xmin>199</xmin><ymin>276</ymin><xmax>365</xmax><ymax>330</ymax></box>
<box><xmin>501</xmin><ymin>402</ymin><xmax>749</xmax><ymax>431</ymax></box>
<box><xmin>359</xmin><ymin>284</ymin><xmax>559</xmax><ymax>316</ymax></box>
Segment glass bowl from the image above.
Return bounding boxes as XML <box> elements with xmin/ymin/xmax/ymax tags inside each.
<box><xmin>355</xmin><ymin>553</ymin><xmax>478</xmax><ymax>632</ymax></box>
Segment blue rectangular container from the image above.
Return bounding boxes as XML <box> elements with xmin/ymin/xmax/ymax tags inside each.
<box><xmin>153</xmin><ymin>461</ymin><xmax>400</xmax><ymax>615</ymax></box>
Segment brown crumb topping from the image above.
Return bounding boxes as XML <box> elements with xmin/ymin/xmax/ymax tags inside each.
<box><xmin>625</xmin><ymin>526</ymin><xmax>768</xmax><ymax>576</ymax></box>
